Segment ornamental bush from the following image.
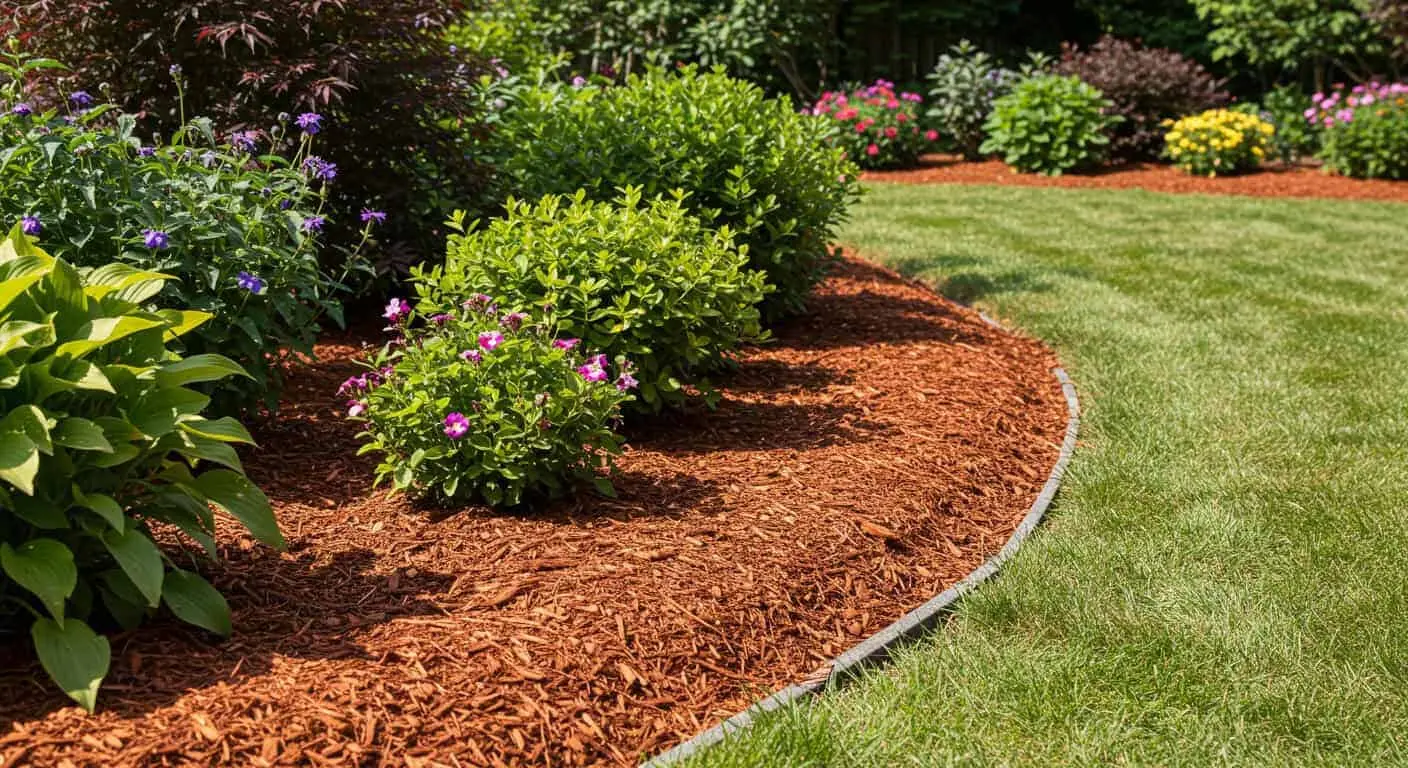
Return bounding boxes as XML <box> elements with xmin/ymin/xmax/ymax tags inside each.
<box><xmin>349</xmin><ymin>300</ymin><xmax>631</xmax><ymax>507</ymax></box>
<box><xmin>1310</xmin><ymin>82</ymin><xmax>1408</xmax><ymax>179</ymax></box>
<box><xmin>924</xmin><ymin>41</ymin><xmax>1021</xmax><ymax>160</ymax></box>
<box><xmin>1163</xmin><ymin>109</ymin><xmax>1275</xmax><ymax>176</ymax></box>
<box><xmin>3</xmin><ymin>0</ymin><xmax>488</xmax><ymax>263</ymax></box>
<box><xmin>0</xmin><ymin>49</ymin><xmax>367</xmax><ymax>414</ymax></box>
<box><xmin>981</xmin><ymin>75</ymin><xmax>1119</xmax><ymax>175</ymax></box>
<box><xmin>0</xmin><ymin>226</ymin><xmax>281</xmax><ymax>711</ymax></box>
<box><xmin>812</xmin><ymin>80</ymin><xmax>937</xmax><ymax>169</ymax></box>
<box><xmin>1256</xmin><ymin>86</ymin><xmax>1321</xmax><ymax>163</ymax></box>
<box><xmin>490</xmin><ymin>66</ymin><xmax>859</xmax><ymax>320</ymax></box>
<box><xmin>1056</xmin><ymin>35</ymin><xmax>1228</xmax><ymax>161</ymax></box>
<box><xmin>415</xmin><ymin>189</ymin><xmax>767</xmax><ymax>413</ymax></box>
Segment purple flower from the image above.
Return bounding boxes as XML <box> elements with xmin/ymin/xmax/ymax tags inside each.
<box><xmin>463</xmin><ymin>293</ymin><xmax>496</xmax><ymax>314</ymax></box>
<box><xmin>460</xmin><ymin>348</ymin><xmax>483</xmax><ymax>363</ymax></box>
<box><xmin>500</xmin><ymin>312</ymin><xmax>528</xmax><ymax>330</ymax></box>
<box><xmin>11</xmin><ymin>103</ymin><xmax>32</xmax><ymax>116</ymax></box>
<box><xmin>230</xmin><ymin>131</ymin><xmax>257</xmax><ymax>152</ymax></box>
<box><xmin>553</xmin><ymin>338</ymin><xmax>580</xmax><ymax>350</ymax></box>
<box><xmin>384</xmin><ymin>298</ymin><xmax>412</xmax><ymax>323</ymax></box>
<box><xmin>303</xmin><ymin>155</ymin><xmax>337</xmax><ymax>181</ymax></box>
<box><xmin>347</xmin><ymin>400</ymin><xmax>367</xmax><ymax>418</ymax></box>
<box><xmin>236</xmin><ymin>271</ymin><xmax>265</xmax><ymax>294</ymax></box>
<box><xmin>200</xmin><ymin>151</ymin><xmax>218</xmax><ymax>168</ymax></box>
<box><xmin>296</xmin><ymin>112</ymin><xmax>323</xmax><ymax>134</ymax></box>
<box><xmin>338</xmin><ymin>375</ymin><xmax>368</xmax><ymax>395</ymax></box>
<box><xmin>430</xmin><ymin>313</ymin><xmax>453</xmax><ymax>326</ymax></box>
<box><xmin>69</xmin><ymin>91</ymin><xmax>93</xmax><ymax>107</ymax></box>
<box><xmin>577</xmin><ymin>362</ymin><xmax>608</xmax><ymax>383</ymax></box>
<box><xmin>360</xmin><ymin>209</ymin><xmax>387</xmax><ymax>224</ymax></box>
<box><xmin>587</xmin><ymin>354</ymin><xmax>608</xmax><ymax>369</ymax></box>
<box><xmin>280</xmin><ymin>199</ymin><xmax>293</xmax><ymax>210</ymax></box>
<box><xmin>615</xmin><ymin>373</ymin><xmax>639</xmax><ymax>391</ymax></box>
<box><xmin>138</xmin><ymin>146</ymin><xmax>156</xmax><ymax>157</ymax></box>
<box><xmin>443</xmin><ymin>412</ymin><xmax>470</xmax><ymax>439</ymax></box>
<box><xmin>143</xmin><ymin>229</ymin><xmax>169</xmax><ymax>249</ymax></box>
<box><xmin>20</xmin><ymin>215</ymin><xmax>41</xmax><ymax>236</ymax></box>
<box><xmin>303</xmin><ymin>215</ymin><xmax>326</xmax><ymax>232</ymax></box>
<box><xmin>572</xmin><ymin>76</ymin><xmax>587</xmax><ymax>88</ymax></box>
<box><xmin>478</xmin><ymin>331</ymin><xmax>504</xmax><ymax>351</ymax></box>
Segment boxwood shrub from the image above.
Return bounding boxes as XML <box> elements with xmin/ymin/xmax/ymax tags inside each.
<box><xmin>348</xmin><ymin>300</ymin><xmax>631</xmax><ymax>507</ymax></box>
<box><xmin>0</xmin><ymin>226</ymin><xmax>281</xmax><ymax>711</ymax></box>
<box><xmin>414</xmin><ymin>189</ymin><xmax>767</xmax><ymax>412</ymax></box>
<box><xmin>489</xmin><ymin>65</ymin><xmax>859</xmax><ymax>320</ymax></box>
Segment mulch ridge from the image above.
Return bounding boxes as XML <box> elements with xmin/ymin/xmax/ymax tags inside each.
<box><xmin>865</xmin><ymin>155</ymin><xmax>1408</xmax><ymax>203</ymax></box>
<box><xmin>0</xmin><ymin>255</ymin><xmax>1067</xmax><ymax>767</ymax></box>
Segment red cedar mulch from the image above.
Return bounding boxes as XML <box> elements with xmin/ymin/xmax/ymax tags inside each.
<box><xmin>866</xmin><ymin>154</ymin><xmax>1408</xmax><ymax>203</ymax></box>
<box><xmin>0</xmin><ymin>255</ymin><xmax>1067</xmax><ymax>767</ymax></box>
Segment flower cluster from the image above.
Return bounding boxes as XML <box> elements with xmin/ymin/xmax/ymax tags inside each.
<box><xmin>1163</xmin><ymin>109</ymin><xmax>1274</xmax><ymax>177</ymax></box>
<box><xmin>813</xmin><ymin>80</ymin><xmax>936</xmax><ymax>169</ymax></box>
<box><xmin>1304</xmin><ymin>82</ymin><xmax>1408</xmax><ymax>128</ymax></box>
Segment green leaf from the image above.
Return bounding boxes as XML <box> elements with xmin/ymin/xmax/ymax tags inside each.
<box><xmin>1</xmin><ymin>405</ymin><xmax>53</xmax><ymax>455</ymax></box>
<box><xmin>74</xmin><ymin>489</ymin><xmax>125</xmax><ymax>531</ymax></box>
<box><xmin>54</xmin><ymin>418</ymin><xmax>113</xmax><ymax>453</ymax></box>
<box><xmin>55</xmin><ymin>316</ymin><xmax>165</xmax><ymax>360</ymax></box>
<box><xmin>0</xmin><ymin>432</ymin><xmax>40</xmax><ymax>494</ymax></box>
<box><xmin>31</xmin><ymin>617</ymin><xmax>110</xmax><ymax>712</ymax></box>
<box><xmin>1</xmin><ymin>539</ymin><xmax>76</xmax><ymax>622</ymax></box>
<box><xmin>155</xmin><ymin>309</ymin><xmax>211</xmax><ymax>340</ymax></box>
<box><xmin>155</xmin><ymin>354</ymin><xmax>250</xmax><ymax>388</ymax></box>
<box><xmin>179</xmin><ymin>417</ymin><xmax>254</xmax><ymax>445</ymax></box>
<box><xmin>128</xmin><ymin>386</ymin><xmax>210</xmax><ymax>437</ymax></box>
<box><xmin>100</xmin><ymin>527</ymin><xmax>164</xmax><ymax>608</ymax></box>
<box><xmin>162</xmin><ymin>570</ymin><xmax>232</xmax><ymax>637</ymax></box>
<box><xmin>193</xmin><ymin>470</ymin><xmax>284</xmax><ymax>549</ymax></box>
<box><xmin>175</xmin><ymin>432</ymin><xmax>243</xmax><ymax>472</ymax></box>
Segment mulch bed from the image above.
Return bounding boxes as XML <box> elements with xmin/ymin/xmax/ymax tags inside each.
<box><xmin>0</xmin><ymin>256</ymin><xmax>1067</xmax><ymax>767</ymax></box>
<box><xmin>865</xmin><ymin>154</ymin><xmax>1408</xmax><ymax>203</ymax></box>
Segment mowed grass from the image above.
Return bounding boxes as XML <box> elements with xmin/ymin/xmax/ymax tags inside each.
<box><xmin>680</xmin><ymin>183</ymin><xmax>1408</xmax><ymax>767</ymax></box>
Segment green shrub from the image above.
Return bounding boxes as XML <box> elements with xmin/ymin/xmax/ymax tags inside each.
<box><xmin>1255</xmin><ymin>86</ymin><xmax>1322</xmax><ymax>163</ymax></box>
<box><xmin>924</xmin><ymin>41</ymin><xmax>1021</xmax><ymax>160</ymax></box>
<box><xmin>1313</xmin><ymin>83</ymin><xmax>1408</xmax><ymax>180</ymax></box>
<box><xmin>813</xmin><ymin>80</ymin><xmax>935</xmax><ymax>170</ymax></box>
<box><xmin>1163</xmin><ymin>108</ymin><xmax>1275</xmax><ymax>176</ymax></box>
<box><xmin>0</xmin><ymin>226</ymin><xmax>282</xmax><ymax>711</ymax></box>
<box><xmin>0</xmin><ymin>49</ymin><xmax>366</xmax><ymax>414</ymax></box>
<box><xmin>981</xmin><ymin>74</ymin><xmax>1119</xmax><ymax>175</ymax></box>
<box><xmin>490</xmin><ymin>66</ymin><xmax>859</xmax><ymax>320</ymax></box>
<box><xmin>349</xmin><ymin>300</ymin><xmax>632</xmax><ymax>507</ymax></box>
<box><xmin>415</xmin><ymin>189</ymin><xmax>767</xmax><ymax>413</ymax></box>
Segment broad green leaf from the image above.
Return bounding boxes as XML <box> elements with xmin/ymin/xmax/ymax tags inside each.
<box><xmin>31</xmin><ymin>617</ymin><xmax>110</xmax><ymax>712</ymax></box>
<box><xmin>0</xmin><ymin>320</ymin><xmax>53</xmax><ymax>355</ymax></box>
<box><xmin>162</xmin><ymin>570</ymin><xmax>232</xmax><ymax>637</ymax></box>
<box><xmin>1</xmin><ymin>405</ymin><xmax>53</xmax><ymax>455</ymax></box>
<box><xmin>175</xmin><ymin>432</ymin><xmax>243</xmax><ymax>472</ymax></box>
<box><xmin>155</xmin><ymin>309</ymin><xmax>211</xmax><ymax>340</ymax></box>
<box><xmin>100</xmin><ymin>527</ymin><xmax>164</xmax><ymax>607</ymax></box>
<box><xmin>180</xmin><ymin>417</ymin><xmax>254</xmax><ymax>445</ymax></box>
<box><xmin>74</xmin><ymin>489</ymin><xmax>124</xmax><ymax>531</ymax></box>
<box><xmin>128</xmin><ymin>387</ymin><xmax>210</xmax><ymax>437</ymax></box>
<box><xmin>155</xmin><ymin>354</ymin><xmax>249</xmax><ymax>388</ymax></box>
<box><xmin>63</xmin><ymin>360</ymin><xmax>114</xmax><ymax>393</ymax></box>
<box><xmin>0</xmin><ymin>432</ymin><xmax>40</xmax><ymax>494</ymax></box>
<box><xmin>193</xmin><ymin>470</ymin><xmax>284</xmax><ymax>549</ymax></box>
<box><xmin>54</xmin><ymin>418</ymin><xmax>113</xmax><ymax>453</ymax></box>
<box><xmin>1</xmin><ymin>539</ymin><xmax>76</xmax><ymax>622</ymax></box>
<box><xmin>0</xmin><ymin>257</ymin><xmax>51</xmax><ymax>314</ymax></box>
<box><xmin>12</xmin><ymin>493</ymin><xmax>68</xmax><ymax>529</ymax></box>
<box><xmin>55</xmin><ymin>316</ymin><xmax>165</xmax><ymax>360</ymax></box>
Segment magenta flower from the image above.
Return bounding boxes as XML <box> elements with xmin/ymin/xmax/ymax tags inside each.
<box><xmin>553</xmin><ymin>338</ymin><xmax>580</xmax><ymax>350</ymax></box>
<box><xmin>500</xmin><ymin>311</ymin><xmax>528</xmax><ymax>330</ymax></box>
<box><xmin>347</xmin><ymin>400</ymin><xmax>367</xmax><ymax>418</ymax></box>
<box><xmin>443</xmin><ymin>412</ymin><xmax>470</xmax><ymax>439</ymax></box>
<box><xmin>384</xmin><ymin>298</ymin><xmax>412</xmax><ymax>323</ymax></box>
<box><xmin>478</xmin><ymin>331</ymin><xmax>504</xmax><ymax>351</ymax></box>
<box><xmin>925</xmin><ymin>129</ymin><xmax>939</xmax><ymax>141</ymax></box>
<box><xmin>615</xmin><ymin>373</ymin><xmax>639</xmax><ymax>391</ymax></box>
<box><xmin>430</xmin><ymin>313</ymin><xmax>453</xmax><ymax>326</ymax></box>
<box><xmin>866</xmin><ymin>144</ymin><xmax>880</xmax><ymax>156</ymax></box>
<box><xmin>577</xmin><ymin>363</ymin><xmax>608</xmax><ymax>383</ymax></box>
<box><xmin>460</xmin><ymin>348</ymin><xmax>483</xmax><ymax>363</ymax></box>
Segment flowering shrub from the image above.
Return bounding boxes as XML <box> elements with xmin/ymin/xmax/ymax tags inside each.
<box><xmin>924</xmin><ymin>41</ymin><xmax>1020</xmax><ymax>159</ymax></box>
<box><xmin>812</xmin><ymin>80</ymin><xmax>935</xmax><ymax>169</ymax></box>
<box><xmin>4</xmin><ymin>1</ymin><xmax>487</xmax><ymax>262</ymax></box>
<box><xmin>1255</xmin><ymin>86</ymin><xmax>1321</xmax><ymax>163</ymax></box>
<box><xmin>0</xmin><ymin>227</ymin><xmax>281</xmax><ymax>711</ymax></box>
<box><xmin>415</xmin><ymin>189</ymin><xmax>767</xmax><ymax>412</ymax></box>
<box><xmin>490</xmin><ymin>65</ymin><xmax>859</xmax><ymax>320</ymax></box>
<box><xmin>1055</xmin><ymin>35</ymin><xmax>1228</xmax><ymax>161</ymax></box>
<box><xmin>1309</xmin><ymin>82</ymin><xmax>1408</xmax><ymax>179</ymax></box>
<box><xmin>349</xmin><ymin>301</ymin><xmax>631</xmax><ymax>507</ymax></box>
<box><xmin>981</xmin><ymin>75</ymin><xmax>1119</xmax><ymax>175</ymax></box>
<box><xmin>0</xmin><ymin>49</ymin><xmax>367</xmax><ymax>414</ymax></box>
<box><xmin>1163</xmin><ymin>109</ymin><xmax>1275</xmax><ymax>176</ymax></box>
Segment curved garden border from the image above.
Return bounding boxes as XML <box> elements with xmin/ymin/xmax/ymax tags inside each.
<box><xmin>642</xmin><ymin>322</ymin><xmax>1081</xmax><ymax>767</ymax></box>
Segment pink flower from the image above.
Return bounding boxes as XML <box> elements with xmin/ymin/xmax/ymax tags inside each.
<box><xmin>884</xmin><ymin>126</ymin><xmax>897</xmax><ymax>138</ymax></box>
<box><xmin>615</xmin><ymin>373</ymin><xmax>638</xmax><ymax>391</ymax></box>
<box><xmin>443</xmin><ymin>412</ymin><xmax>470</xmax><ymax>439</ymax></box>
<box><xmin>346</xmin><ymin>400</ymin><xmax>367</xmax><ymax>418</ymax></box>
<box><xmin>577</xmin><ymin>363</ymin><xmax>608</xmax><ymax>383</ymax></box>
<box><xmin>925</xmin><ymin>129</ymin><xmax>939</xmax><ymax>141</ymax></box>
<box><xmin>383</xmin><ymin>298</ymin><xmax>411</xmax><ymax>323</ymax></box>
<box><xmin>855</xmin><ymin>122</ymin><xmax>869</xmax><ymax>133</ymax></box>
<box><xmin>478</xmin><ymin>331</ymin><xmax>504</xmax><ymax>351</ymax></box>
<box><xmin>896</xmin><ymin>112</ymin><xmax>908</xmax><ymax>123</ymax></box>
<box><xmin>500</xmin><ymin>311</ymin><xmax>528</xmax><ymax>330</ymax></box>
<box><xmin>553</xmin><ymin>338</ymin><xmax>580</xmax><ymax>350</ymax></box>
<box><xmin>866</xmin><ymin>144</ymin><xmax>879</xmax><ymax>156</ymax></box>
<box><xmin>460</xmin><ymin>348</ymin><xmax>482</xmax><ymax>363</ymax></box>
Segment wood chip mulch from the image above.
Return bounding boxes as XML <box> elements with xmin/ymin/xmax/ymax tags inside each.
<box><xmin>0</xmin><ymin>255</ymin><xmax>1068</xmax><ymax>767</ymax></box>
<box><xmin>865</xmin><ymin>154</ymin><xmax>1408</xmax><ymax>203</ymax></box>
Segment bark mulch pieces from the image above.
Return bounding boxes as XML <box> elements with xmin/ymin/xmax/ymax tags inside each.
<box><xmin>866</xmin><ymin>154</ymin><xmax>1408</xmax><ymax>203</ymax></box>
<box><xmin>0</xmin><ymin>256</ymin><xmax>1068</xmax><ymax>767</ymax></box>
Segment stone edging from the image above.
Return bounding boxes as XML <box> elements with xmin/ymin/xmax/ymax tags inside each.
<box><xmin>641</xmin><ymin>356</ymin><xmax>1081</xmax><ymax>767</ymax></box>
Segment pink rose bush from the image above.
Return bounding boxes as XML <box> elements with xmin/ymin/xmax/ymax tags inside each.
<box><xmin>1306</xmin><ymin>82</ymin><xmax>1408</xmax><ymax>179</ymax></box>
<box><xmin>813</xmin><ymin>80</ymin><xmax>936</xmax><ymax>169</ymax></box>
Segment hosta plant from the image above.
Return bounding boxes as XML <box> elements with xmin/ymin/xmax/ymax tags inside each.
<box><xmin>1164</xmin><ymin>109</ymin><xmax>1275</xmax><ymax>176</ymax></box>
<box><xmin>981</xmin><ymin>75</ymin><xmax>1119</xmax><ymax>175</ymax></box>
<box><xmin>0</xmin><ymin>226</ymin><xmax>282</xmax><ymax>711</ymax></box>
<box><xmin>812</xmin><ymin>79</ymin><xmax>936</xmax><ymax>169</ymax></box>
<box><xmin>349</xmin><ymin>300</ymin><xmax>632</xmax><ymax>507</ymax></box>
<box><xmin>414</xmin><ymin>189</ymin><xmax>767</xmax><ymax>413</ymax></box>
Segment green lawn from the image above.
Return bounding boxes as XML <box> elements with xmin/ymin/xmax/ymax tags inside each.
<box><xmin>682</xmin><ymin>183</ymin><xmax>1408</xmax><ymax>766</ymax></box>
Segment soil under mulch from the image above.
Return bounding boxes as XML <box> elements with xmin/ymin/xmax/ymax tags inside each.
<box><xmin>865</xmin><ymin>154</ymin><xmax>1408</xmax><ymax>203</ymax></box>
<box><xmin>0</xmin><ymin>256</ymin><xmax>1067</xmax><ymax>767</ymax></box>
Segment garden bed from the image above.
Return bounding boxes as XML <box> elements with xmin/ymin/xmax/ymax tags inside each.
<box><xmin>867</xmin><ymin>155</ymin><xmax>1408</xmax><ymax>203</ymax></box>
<box><xmin>0</xmin><ymin>256</ymin><xmax>1068</xmax><ymax>767</ymax></box>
